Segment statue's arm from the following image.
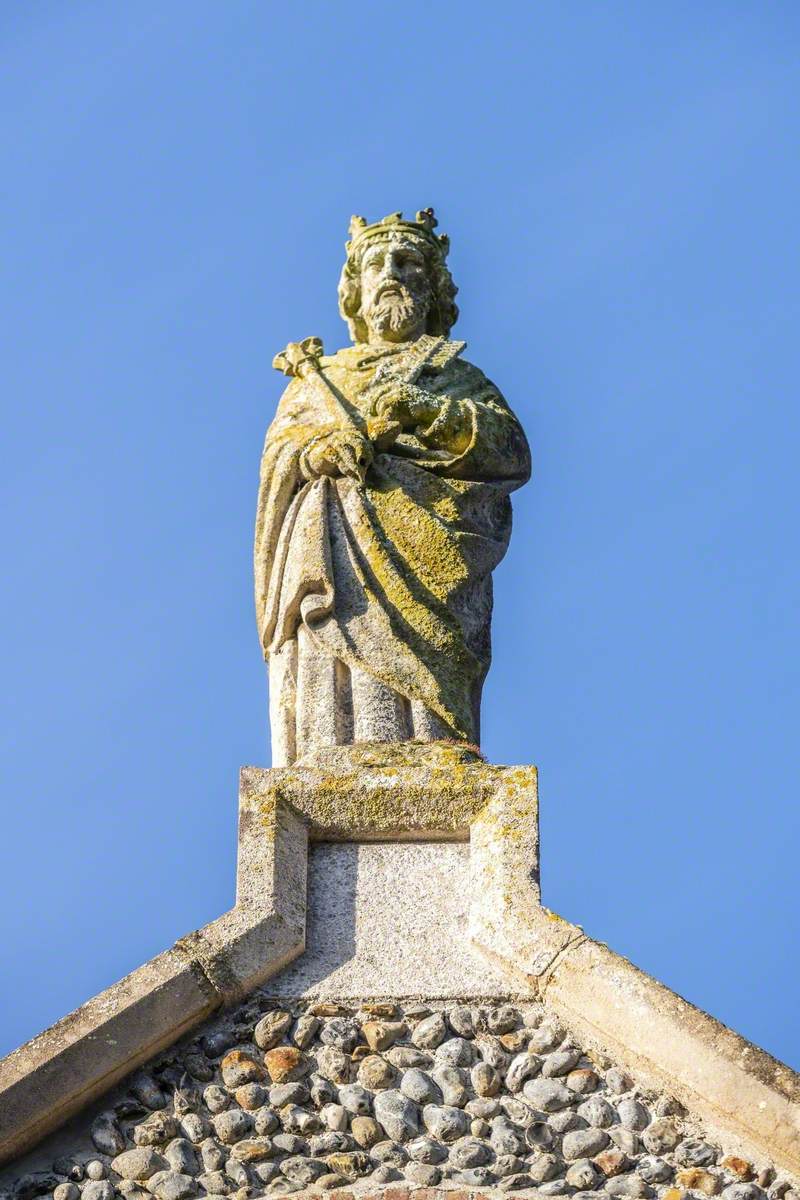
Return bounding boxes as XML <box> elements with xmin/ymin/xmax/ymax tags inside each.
<box><xmin>416</xmin><ymin>362</ymin><xmax>531</xmax><ymax>483</ymax></box>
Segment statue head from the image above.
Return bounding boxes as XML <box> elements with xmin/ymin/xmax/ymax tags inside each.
<box><xmin>338</xmin><ymin>209</ymin><xmax>459</xmax><ymax>345</ymax></box>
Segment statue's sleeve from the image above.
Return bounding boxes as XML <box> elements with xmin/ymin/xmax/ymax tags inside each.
<box><xmin>420</xmin><ymin>360</ymin><xmax>531</xmax><ymax>485</ymax></box>
<box><xmin>253</xmin><ymin>381</ymin><xmax>323</xmax><ymax>654</ymax></box>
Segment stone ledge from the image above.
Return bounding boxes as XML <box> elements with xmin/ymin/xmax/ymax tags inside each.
<box><xmin>468</xmin><ymin>803</ymin><xmax>800</xmax><ymax>1176</ymax></box>
<box><xmin>242</xmin><ymin>742</ymin><xmax>538</xmax><ymax>845</ymax></box>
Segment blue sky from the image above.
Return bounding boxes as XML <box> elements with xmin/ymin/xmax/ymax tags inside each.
<box><xmin>1</xmin><ymin>2</ymin><xmax>798</xmax><ymax>1068</ymax></box>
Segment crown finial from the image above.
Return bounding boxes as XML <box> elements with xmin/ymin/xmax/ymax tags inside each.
<box><xmin>344</xmin><ymin>208</ymin><xmax>449</xmax><ymax>260</ymax></box>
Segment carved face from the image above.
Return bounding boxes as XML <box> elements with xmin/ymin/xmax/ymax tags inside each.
<box><xmin>359</xmin><ymin>236</ymin><xmax>432</xmax><ymax>344</ymax></box>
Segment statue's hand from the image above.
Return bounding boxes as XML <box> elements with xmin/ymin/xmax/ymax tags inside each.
<box><xmin>300</xmin><ymin>428</ymin><xmax>374</xmax><ymax>482</ymax></box>
<box><xmin>371</xmin><ymin>383</ymin><xmax>439</xmax><ymax>431</ymax></box>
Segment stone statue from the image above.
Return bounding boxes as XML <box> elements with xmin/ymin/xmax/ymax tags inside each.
<box><xmin>254</xmin><ymin>209</ymin><xmax>530</xmax><ymax>765</ymax></box>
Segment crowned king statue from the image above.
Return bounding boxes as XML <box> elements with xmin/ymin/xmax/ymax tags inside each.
<box><xmin>254</xmin><ymin>210</ymin><xmax>531</xmax><ymax>765</ymax></box>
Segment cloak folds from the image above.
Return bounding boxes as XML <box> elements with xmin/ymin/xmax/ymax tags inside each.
<box><xmin>254</xmin><ymin>335</ymin><xmax>530</xmax><ymax>762</ymax></box>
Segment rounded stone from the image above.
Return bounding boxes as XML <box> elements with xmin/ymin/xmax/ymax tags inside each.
<box><xmin>675</xmin><ymin>1138</ymin><xmax>717</xmax><ymax>1167</ymax></box>
<box><xmin>605</xmin><ymin>1068</ymin><xmax>633</xmax><ymax>1094</ymax></box>
<box><xmin>309</xmin><ymin>1074</ymin><xmax>337</xmax><ymax>1105</ymax></box>
<box><xmin>491</xmin><ymin>1121</ymin><xmax>526</xmax><ymax>1157</ymax></box>
<box><xmin>229</xmin><ymin>1137</ymin><xmax>274</xmax><ymax>1163</ymax></box>
<box><xmin>372</xmin><ymin>1089</ymin><xmax>420</xmax><ymax>1142</ymax></box>
<box><xmin>604</xmin><ymin>1174</ymin><xmax>652</xmax><ymax>1197</ymax></box>
<box><xmin>184</xmin><ymin>1055</ymin><xmax>214</xmax><ymax>1084</ymax></box>
<box><xmin>522</xmin><ymin>1077</ymin><xmax>572</xmax><ymax>1111</ymax></box>
<box><xmin>539</xmin><ymin>1183</ymin><xmax>569</xmax><ymax>1197</ymax></box>
<box><xmin>131</xmin><ymin>1074</ymin><xmax>167</xmax><ymax>1111</ymax></box>
<box><xmin>253</xmin><ymin>1012</ymin><xmax>293</xmax><ymax>1051</ymax></box>
<box><xmin>421</xmin><ymin>1103</ymin><xmax>469</xmax><ymax>1142</ymax></box>
<box><xmin>53</xmin><ymin>1186</ymin><xmax>80</xmax><ymax>1200</ymax></box>
<box><xmin>337</xmin><ymin>1083</ymin><xmax>372</xmax><ymax>1114</ymax></box>
<box><xmin>400</xmin><ymin>1068</ymin><xmax>441</xmax><ymax>1105</ymax></box>
<box><xmin>447</xmin><ymin>1007</ymin><xmax>476</xmax><ymax>1038</ymax></box>
<box><xmin>350</xmin><ymin>1116</ymin><xmax>382</xmax><ymax>1149</ymax></box>
<box><xmin>369</xmin><ymin>1140</ymin><xmax>407</xmax><ymax>1167</ymax></box>
<box><xmin>578</xmin><ymin>1095</ymin><xmax>616</xmax><ymax>1128</ymax></box>
<box><xmin>617</xmin><ymin>1098</ymin><xmax>650</xmax><ymax>1130</ymax></box>
<box><xmin>357</xmin><ymin>1055</ymin><xmax>395</xmax><ymax>1091</ymax></box>
<box><xmin>324</xmin><ymin>1150</ymin><xmax>372</xmax><ymax>1179</ymax></box>
<box><xmin>567</xmin><ymin>1068</ymin><xmax>599</xmax><ymax>1093</ymax></box>
<box><xmin>548</xmin><ymin>1108</ymin><xmax>580</xmax><ymax>1134</ymax></box>
<box><xmin>202</xmin><ymin>1032</ymin><xmax>234</xmax><ymax>1060</ymax></box>
<box><xmin>91</xmin><ymin>1116</ymin><xmax>125</xmax><ymax>1157</ymax></box>
<box><xmin>448</xmin><ymin>1136</ymin><xmax>492</xmax><ymax>1169</ymax></box>
<box><xmin>220</xmin><ymin>1050</ymin><xmax>266</xmax><ymax>1089</ymax></box>
<box><xmin>314</xmin><ymin>1047</ymin><xmax>351</xmax><ymax>1085</ymax></box>
<box><xmin>385</xmin><ymin>1045</ymin><xmax>433</xmax><ymax>1069</ymax></box>
<box><xmin>431</xmin><ymin>1066</ymin><xmax>469</xmax><ymax>1107</ymax></box>
<box><xmin>291</xmin><ymin>1015</ymin><xmax>320</xmax><ymax>1049</ymax></box>
<box><xmin>253</xmin><ymin>1107</ymin><xmax>279</xmax><ymax>1136</ymax></box>
<box><xmin>637</xmin><ymin>1157</ymin><xmax>673</xmax><ymax>1185</ymax></box>
<box><xmin>467</xmin><ymin>1097</ymin><xmax>501</xmax><ymax>1118</ymax></box>
<box><xmin>528</xmin><ymin>1022</ymin><xmax>563</xmax><ymax>1054</ymax></box>
<box><xmin>528</xmin><ymin>1152</ymin><xmax>561</xmax><ymax>1183</ymax></box>
<box><xmin>505</xmin><ymin>1052</ymin><xmax>541</xmax><ymax>1093</ymax></box>
<box><xmin>263</xmin><ymin>1047</ymin><xmax>306</xmax><ymax>1084</ymax></box>
<box><xmin>563</xmin><ymin>1126</ymin><xmax>610</xmax><ymax>1160</ymax></box>
<box><xmin>308</xmin><ymin>1133</ymin><xmax>352</xmax><ymax>1158</ymax></box>
<box><xmin>314</xmin><ymin>1175</ymin><xmax>346</xmax><ymax>1192</ymax></box>
<box><xmin>272</xmin><ymin>1133</ymin><xmax>308</xmax><ymax>1155</ymax></box>
<box><xmin>319</xmin><ymin>1018</ymin><xmax>362</xmax><ymax>1053</ymax></box>
<box><xmin>499</xmin><ymin>1096</ymin><xmax>536</xmax><ymax>1125</ymax></box>
<box><xmin>566</xmin><ymin>1160</ymin><xmax>601</xmax><ymax>1190</ymax></box>
<box><xmin>542</xmin><ymin>1047</ymin><xmax>581</xmax><ymax>1077</ymax></box>
<box><xmin>500</xmin><ymin>1030</ymin><xmax>530</xmax><ymax>1053</ymax></box>
<box><xmin>147</xmin><ymin>1176</ymin><xmax>197</xmax><ymax>1200</ymax></box>
<box><xmin>435</xmin><ymin>1036</ymin><xmax>476</xmax><ymax>1067</ymax></box>
<box><xmin>499</xmin><ymin>1173</ymin><xmax>536</xmax><ymax>1192</ymax></box>
<box><xmin>487</xmin><ymin>1006</ymin><xmax>520</xmax><ymax>1034</ymax></box>
<box><xmin>452</xmin><ymin>1167</ymin><xmax>496</xmax><ymax>1187</ymax></box>
<box><xmin>82</xmin><ymin>1184</ymin><xmax>116</xmax><ymax>1200</ymax></box>
<box><xmin>471</xmin><ymin>1118</ymin><xmax>491</xmax><ymax>1138</ymax></box>
<box><xmin>196</xmin><ymin>1170</ymin><xmax>228</xmax><ymax>1195</ymax></box>
<box><xmin>279</xmin><ymin>1157</ymin><xmax>327</xmax><ymax>1186</ymax></box>
<box><xmin>362</xmin><ymin>1020</ymin><xmax>406</xmax><ymax>1051</ymax></box>
<box><xmin>84</xmin><ymin>1163</ymin><xmax>106</xmax><ymax>1182</ymax></box>
<box><xmin>494</xmin><ymin>1155</ymin><xmax>527</xmax><ymax>1179</ymax></box>
<box><xmin>475</xmin><ymin>1034</ymin><xmax>510</xmax><ymax>1070</ymax></box>
<box><xmin>407</xmin><ymin>1135</ymin><xmax>447</xmax><ymax>1164</ymax></box>
<box><xmin>722</xmin><ymin>1188</ymin><xmax>766</xmax><ymax>1200</ymax></box>
<box><xmin>133</xmin><ymin>1113</ymin><xmax>180</xmax><ymax>1147</ymax></box>
<box><xmin>595</xmin><ymin>1148</ymin><xmax>629</xmax><ymax>1177</ymax></box>
<box><xmin>211</xmin><ymin>1110</ymin><xmax>252</xmax><ymax>1145</ymax></box>
<box><xmin>178</xmin><ymin>1114</ymin><xmax>208</xmax><ymax>1145</ymax></box>
<box><xmin>410</xmin><ymin>1012</ymin><xmax>447</xmax><ymax>1049</ymax></box>
<box><xmin>471</xmin><ymin>1061</ymin><xmax>501</xmax><ymax>1096</ymax></box>
<box><xmin>268</xmin><ymin>1082</ymin><xmax>308</xmax><ymax>1108</ymax></box>
<box><xmin>203</xmin><ymin>1087</ymin><xmax>229</xmax><ymax>1115</ymax></box>
<box><xmin>320</xmin><ymin>1104</ymin><xmax>348</xmax><ymax>1132</ymax></box>
<box><xmin>199</xmin><ymin>1139</ymin><xmax>227</xmax><ymax>1172</ymax></box>
<box><xmin>609</xmin><ymin>1127</ymin><xmax>641</xmax><ymax>1156</ymax></box>
<box><xmin>164</xmin><ymin>1140</ymin><xmax>198</xmax><ymax>1174</ymax></box>
<box><xmin>405</xmin><ymin>1162</ymin><xmax>441</xmax><ymax>1186</ymax></box>
<box><xmin>234</xmin><ymin>1082</ymin><xmax>266</xmax><ymax>1111</ymax></box>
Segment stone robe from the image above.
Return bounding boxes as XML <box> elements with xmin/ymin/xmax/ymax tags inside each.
<box><xmin>254</xmin><ymin>334</ymin><xmax>530</xmax><ymax>765</ymax></box>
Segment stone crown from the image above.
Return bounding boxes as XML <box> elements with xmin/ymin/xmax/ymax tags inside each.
<box><xmin>345</xmin><ymin>208</ymin><xmax>450</xmax><ymax>261</ymax></box>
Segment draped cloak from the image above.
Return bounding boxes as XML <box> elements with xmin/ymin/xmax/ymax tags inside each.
<box><xmin>254</xmin><ymin>334</ymin><xmax>530</xmax><ymax>763</ymax></box>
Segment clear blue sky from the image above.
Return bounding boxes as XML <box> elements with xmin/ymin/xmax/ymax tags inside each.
<box><xmin>2</xmin><ymin>3</ymin><xmax>798</xmax><ymax>1068</ymax></box>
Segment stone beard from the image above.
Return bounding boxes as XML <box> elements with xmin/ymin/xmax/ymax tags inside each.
<box><xmin>254</xmin><ymin>212</ymin><xmax>531</xmax><ymax>765</ymax></box>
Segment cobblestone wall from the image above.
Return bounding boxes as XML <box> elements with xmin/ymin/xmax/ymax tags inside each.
<box><xmin>4</xmin><ymin>1000</ymin><xmax>797</xmax><ymax>1200</ymax></box>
